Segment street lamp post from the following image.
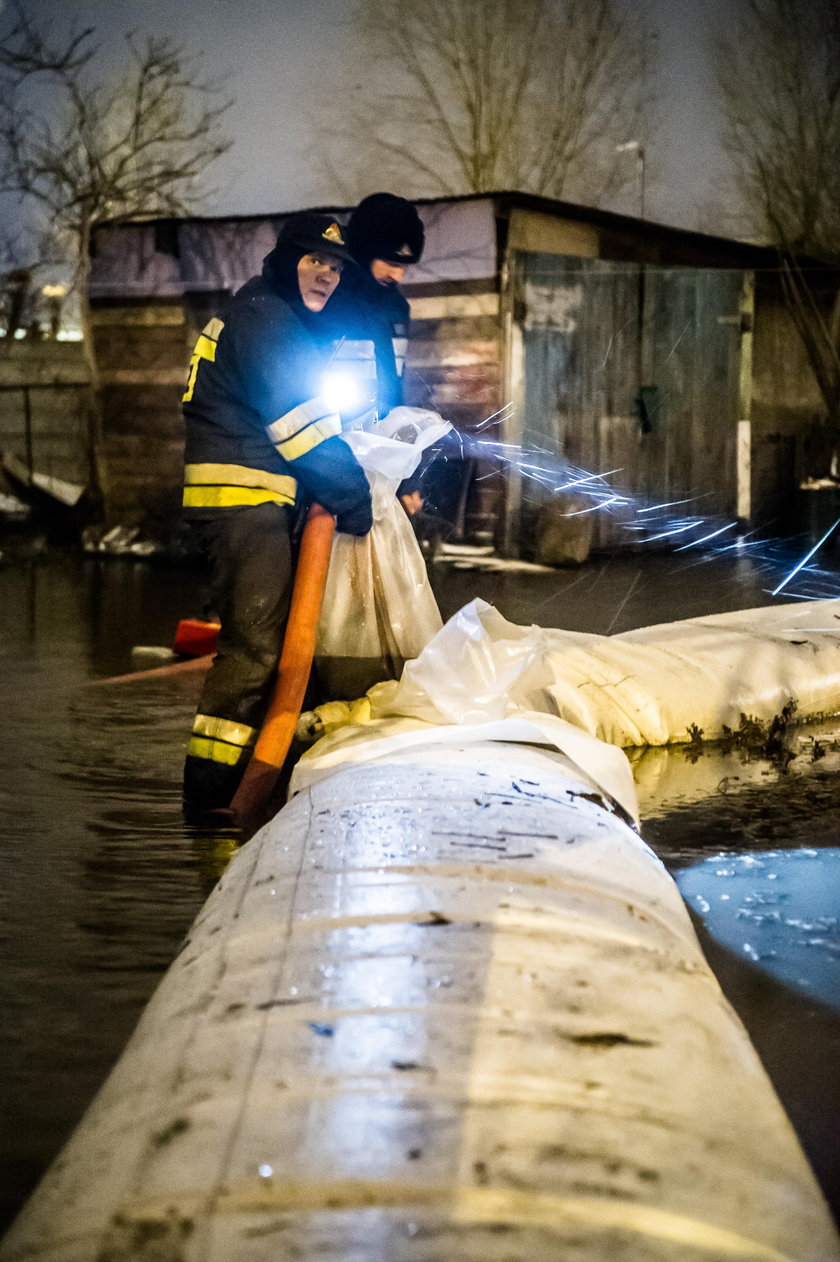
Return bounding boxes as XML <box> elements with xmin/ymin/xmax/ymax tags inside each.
<box><xmin>42</xmin><ymin>284</ymin><xmax>67</xmax><ymax>339</ymax></box>
<box><xmin>615</xmin><ymin>140</ymin><xmax>646</xmax><ymax>220</ymax></box>
<box><xmin>615</xmin><ymin>141</ymin><xmax>648</xmax><ymax>429</ymax></box>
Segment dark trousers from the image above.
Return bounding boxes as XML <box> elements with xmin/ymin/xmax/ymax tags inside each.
<box><xmin>183</xmin><ymin>503</ymin><xmax>294</xmax><ymax>810</ymax></box>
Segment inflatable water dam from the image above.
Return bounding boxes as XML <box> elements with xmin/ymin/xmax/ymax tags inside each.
<box><xmin>3</xmin><ymin>601</ymin><xmax>840</xmax><ymax>1261</ymax></box>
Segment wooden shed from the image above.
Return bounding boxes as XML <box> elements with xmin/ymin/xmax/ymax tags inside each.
<box><xmin>88</xmin><ymin>193</ymin><xmax>828</xmax><ymax>554</ymax></box>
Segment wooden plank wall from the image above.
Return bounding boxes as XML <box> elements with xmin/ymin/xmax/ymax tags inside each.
<box><xmin>0</xmin><ymin>342</ymin><xmax>91</xmax><ymax>490</ymax></box>
<box><xmin>91</xmin><ymin>299</ymin><xmax>190</xmax><ymax>525</ymax></box>
<box><xmin>752</xmin><ymin>278</ymin><xmax>830</xmax><ymax>489</ymax></box>
<box><xmin>404</xmin><ymin>282</ymin><xmax>505</xmax><ymax>542</ymax></box>
<box><xmin>514</xmin><ymin>252</ymin><xmax>744</xmax><ymax>553</ymax></box>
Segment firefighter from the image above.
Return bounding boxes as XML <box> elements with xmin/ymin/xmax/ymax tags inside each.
<box><xmin>181</xmin><ymin>212</ymin><xmax>372</xmax><ymax>815</ymax></box>
<box><xmin>328</xmin><ymin>192</ymin><xmax>425</xmax><ymax>424</ymax></box>
<box><xmin>325</xmin><ymin>191</ymin><xmax>435</xmax><ymax>524</ymax></box>
<box><xmin>337</xmin><ymin>193</ymin><xmax>460</xmax><ymax>531</ymax></box>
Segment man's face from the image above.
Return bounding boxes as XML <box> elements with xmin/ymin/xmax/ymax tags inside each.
<box><xmin>370</xmin><ymin>258</ymin><xmax>408</xmax><ymax>287</ymax></box>
<box><xmin>297</xmin><ymin>253</ymin><xmax>343</xmax><ymax>311</ymax></box>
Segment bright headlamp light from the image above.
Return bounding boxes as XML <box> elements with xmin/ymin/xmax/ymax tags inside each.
<box><xmin>321</xmin><ymin>370</ymin><xmax>364</xmax><ymax>414</ymax></box>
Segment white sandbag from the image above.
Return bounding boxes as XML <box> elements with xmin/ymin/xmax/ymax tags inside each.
<box><xmin>365</xmin><ymin>597</ymin><xmax>840</xmax><ymax>747</ymax></box>
<box><xmin>316</xmin><ymin>408</ymin><xmax>450</xmax><ymax>698</ymax></box>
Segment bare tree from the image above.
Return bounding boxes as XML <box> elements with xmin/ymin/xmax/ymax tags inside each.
<box><xmin>0</xmin><ymin>2</ymin><xmax>231</xmax><ymax>507</ymax></box>
<box><xmin>312</xmin><ymin>0</ymin><xmax>655</xmax><ymax>208</ymax></box>
<box><xmin>715</xmin><ymin>0</ymin><xmax>840</xmax><ymax>438</ymax></box>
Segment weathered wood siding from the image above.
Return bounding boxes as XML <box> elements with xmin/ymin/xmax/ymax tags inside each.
<box><xmin>91</xmin><ymin>300</ymin><xmax>190</xmax><ymax>525</ymax></box>
<box><xmin>404</xmin><ymin>283</ymin><xmax>504</xmax><ymax>542</ymax></box>
<box><xmin>507</xmin><ymin>252</ymin><xmax>745</xmax><ymax>553</ymax></box>
<box><xmin>0</xmin><ymin>342</ymin><xmax>91</xmax><ymax>490</ymax></box>
<box><xmin>752</xmin><ymin>276</ymin><xmax>830</xmax><ymax>518</ymax></box>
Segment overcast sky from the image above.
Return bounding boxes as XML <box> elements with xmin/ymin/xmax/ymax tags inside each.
<box><xmin>7</xmin><ymin>0</ymin><xmax>741</xmax><ymax>234</ymax></box>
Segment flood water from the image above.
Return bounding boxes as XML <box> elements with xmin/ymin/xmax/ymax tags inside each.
<box><xmin>1</xmin><ymin>540</ymin><xmax>838</xmax><ymax>1235</ymax></box>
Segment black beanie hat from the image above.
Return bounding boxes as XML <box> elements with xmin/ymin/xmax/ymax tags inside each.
<box><xmin>346</xmin><ymin>193</ymin><xmax>425</xmax><ymax>267</ymax></box>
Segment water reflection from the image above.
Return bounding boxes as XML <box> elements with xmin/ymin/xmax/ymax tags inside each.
<box><xmin>677</xmin><ymin>849</ymin><xmax>840</xmax><ymax>1010</ymax></box>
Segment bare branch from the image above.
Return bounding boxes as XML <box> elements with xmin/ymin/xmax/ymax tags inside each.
<box><xmin>309</xmin><ymin>0</ymin><xmax>655</xmax><ymax>207</ymax></box>
<box><xmin>715</xmin><ymin>0</ymin><xmax>840</xmax><ymax>260</ymax></box>
<box><xmin>715</xmin><ymin>0</ymin><xmax>840</xmax><ymax>439</ymax></box>
<box><xmin>0</xmin><ymin>8</ymin><xmax>232</xmax><ymax>279</ymax></box>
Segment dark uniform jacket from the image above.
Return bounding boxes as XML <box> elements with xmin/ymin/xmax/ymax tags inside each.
<box><xmin>182</xmin><ymin>257</ymin><xmax>372</xmax><ymax>533</ymax></box>
<box><xmin>327</xmin><ymin>270</ymin><xmax>410</xmax><ymax>422</ymax></box>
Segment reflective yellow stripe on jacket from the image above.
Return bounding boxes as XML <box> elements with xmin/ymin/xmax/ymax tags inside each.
<box><xmin>183</xmin><ymin>318</ymin><xmax>224</xmax><ymax>403</ymax></box>
<box><xmin>266</xmin><ymin>397</ymin><xmax>341</xmax><ymax>462</ymax></box>
<box><xmin>183</xmin><ymin>463</ymin><xmax>297</xmax><ymax>510</ymax></box>
<box><xmin>187</xmin><ymin>714</ymin><xmax>257</xmax><ymax>766</ymax></box>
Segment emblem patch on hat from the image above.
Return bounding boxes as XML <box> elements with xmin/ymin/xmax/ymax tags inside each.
<box><xmin>323</xmin><ymin>221</ymin><xmax>345</xmax><ymax>244</ymax></box>
<box><xmin>395</xmin><ymin>243</ymin><xmax>413</xmax><ymax>257</ymax></box>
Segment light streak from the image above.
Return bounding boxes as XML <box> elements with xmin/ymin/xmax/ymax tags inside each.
<box><xmin>474</xmin><ymin>403</ymin><xmax>515</xmax><ymax>429</ymax></box>
<box><xmin>432</xmin><ymin>419</ymin><xmax>840</xmax><ymax>602</ymax></box>
<box><xmin>636</xmin><ymin>522</ymin><xmax>697</xmax><ymax>543</ymax></box>
<box><xmin>605</xmin><ymin>570</ymin><xmax>642</xmax><ymax>633</ymax></box>
<box><xmin>636</xmin><ymin>498</ymin><xmax>696</xmax><ymax>514</ymax></box>
<box><xmin>563</xmin><ymin>495</ymin><xmax>623</xmax><ymax>516</ymax></box>
<box><xmin>670</xmin><ymin>522</ymin><xmax>736</xmax><ymax>552</ymax></box>
<box><xmin>674</xmin><ymin>522</ymin><xmax>737</xmax><ymax>551</ymax></box>
<box><xmin>770</xmin><ymin>518</ymin><xmax>840</xmax><ymax>596</ymax></box>
<box><xmin>553</xmin><ymin>468</ymin><xmax>624</xmax><ymax>491</ymax></box>
<box><xmin>663</xmin><ymin>321</ymin><xmax>691</xmax><ymax>364</ymax></box>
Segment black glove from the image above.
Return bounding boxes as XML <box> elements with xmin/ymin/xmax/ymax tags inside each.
<box><xmin>336</xmin><ymin>496</ymin><xmax>373</xmax><ymax>537</ymax></box>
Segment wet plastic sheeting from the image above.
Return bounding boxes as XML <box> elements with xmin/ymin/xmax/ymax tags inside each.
<box><xmin>362</xmin><ymin>597</ymin><xmax>840</xmax><ymax>748</ymax></box>
<box><xmin>2</xmin><ymin>749</ymin><xmax>837</xmax><ymax>1262</ymax></box>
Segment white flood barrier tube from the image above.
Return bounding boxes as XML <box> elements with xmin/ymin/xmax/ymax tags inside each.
<box><xmin>3</xmin><ymin>740</ymin><xmax>838</xmax><ymax>1261</ymax></box>
<box><xmin>362</xmin><ymin>598</ymin><xmax>840</xmax><ymax>748</ymax></box>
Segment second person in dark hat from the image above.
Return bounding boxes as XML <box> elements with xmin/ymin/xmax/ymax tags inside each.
<box><xmin>328</xmin><ymin>192</ymin><xmax>425</xmax><ymax>422</ymax></box>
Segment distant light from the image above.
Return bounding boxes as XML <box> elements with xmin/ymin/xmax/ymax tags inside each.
<box><xmin>258</xmin><ymin>1164</ymin><xmax>273</xmax><ymax>1178</ymax></box>
<box><xmin>321</xmin><ymin>370</ymin><xmax>363</xmax><ymax>413</ymax></box>
<box><xmin>42</xmin><ymin>284</ymin><xmax>67</xmax><ymax>298</ymax></box>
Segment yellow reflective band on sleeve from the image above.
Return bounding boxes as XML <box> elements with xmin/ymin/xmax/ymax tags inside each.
<box><xmin>188</xmin><ymin>714</ymin><xmax>257</xmax><ymax>766</ymax></box>
<box><xmin>192</xmin><ymin>713</ymin><xmax>257</xmax><ymax>746</ymax></box>
<box><xmin>274</xmin><ymin>413</ymin><xmax>342</xmax><ymax>462</ymax></box>
<box><xmin>266</xmin><ymin>397</ymin><xmax>335</xmax><ymax>444</ymax></box>
<box><xmin>182</xmin><ymin>317</ymin><xmax>225</xmax><ymax>403</ymax></box>
<box><xmin>182</xmin><ymin>463</ymin><xmax>296</xmax><ymax>510</ymax></box>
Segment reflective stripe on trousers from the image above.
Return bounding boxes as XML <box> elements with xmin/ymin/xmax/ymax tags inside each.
<box><xmin>183</xmin><ymin>502</ymin><xmax>295</xmax><ymax>810</ymax></box>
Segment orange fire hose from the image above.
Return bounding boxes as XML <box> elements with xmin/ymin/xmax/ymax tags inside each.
<box><xmin>226</xmin><ymin>503</ymin><xmax>335</xmax><ymax>838</ymax></box>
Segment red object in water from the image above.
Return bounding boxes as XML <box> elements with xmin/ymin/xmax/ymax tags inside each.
<box><xmin>173</xmin><ymin>618</ymin><xmax>220</xmax><ymax>658</ymax></box>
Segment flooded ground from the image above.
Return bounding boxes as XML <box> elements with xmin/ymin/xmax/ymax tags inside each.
<box><xmin>0</xmin><ymin>539</ymin><xmax>838</xmax><ymax>1234</ymax></box>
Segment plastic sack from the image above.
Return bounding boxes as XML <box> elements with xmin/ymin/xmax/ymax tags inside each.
<box><xmin>316</xmin><ymin>407</ymin><xmax>452</xmax><ymax>700</ymax></box>
<box><xmin>365</xmin><ymin>596</ymin><xmax>840</xmax><ymax>747</ymax></box>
